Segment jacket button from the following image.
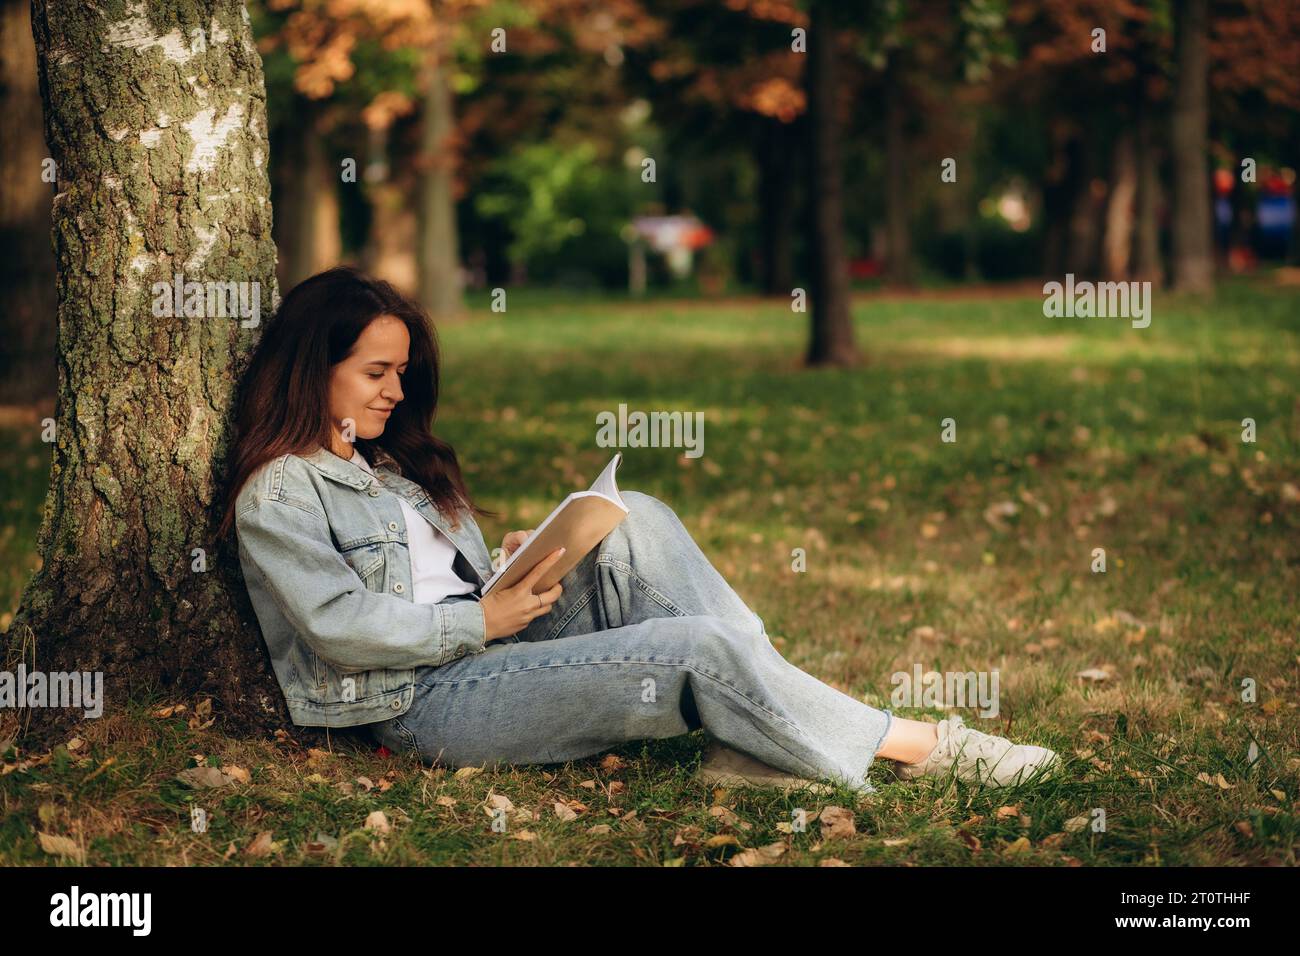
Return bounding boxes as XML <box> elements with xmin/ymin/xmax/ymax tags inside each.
<box><xmin>390</xmin><ymin>698</ymin><xmax>402</xmax><ymax>710</ymax></box>
<box><xmin>393</xmin><ymin>582</ymin><xmax>405</xmax><ymax>593</ymax></box>
<box><xmin>388</xmin><ymin>521</ymin><xmax>399</xmax><ymax>531</ymax></box>
<box><xmin>456</xmin><ymin>647</ymin><xmax>466</xmax><ymax>658</ymax></box>
<box><xmin>368</xmin><ymin>489</ymin><xmax>380</xmax><ymax>497</ymax></box>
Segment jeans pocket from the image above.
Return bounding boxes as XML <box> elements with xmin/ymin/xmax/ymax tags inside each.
<box><xmin>375</xmin><ymin>715</ymin><xmax>421</xmax><ymax>756</ymax></box>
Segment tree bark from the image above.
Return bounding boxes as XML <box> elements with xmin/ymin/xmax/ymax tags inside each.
<box><xmin>416</xmin><ymin>55</ymin><xmax>462</xmax><ymax>320</ymax></box>
<box><xmin>1065</xmin><ymin>139</ymin><xmax>1102</xmax><ymax>278</ymax></box>
<box><xmin>1170</xmin><ymin>0</ymin><xmax>1214</xmax><ymax>293</ymax></box>
<box><xmin>804</xmin><ymin>0</ymin><xmax>859</xmax><ymax>367</ymax></box>
<box><xmin>0</xmin><ymin>0</ymin><xmax>56</xmax><ymax>403</ymax></box>
<box><xmin>1102</xmin><ymin>131</ymin><xmax>1137</xmax><ymax>279</ymax></box>
<box><xmin>756</xmin><ymin>118</ymin><xmax>795</xmax><ymax>296</ymax></box>
<box><xmin>273</xmin><ymin>100</ymin><xmax>340</xmax><ymax>291</ymax></box>
<box><xmin>363</xmin><ymin>122</ymin><xmax>419</xmax><ymax>296</ymax></box>
<box><xmin>10</xmin><ymin>0</ymin><xmax>285</xmax><ymax>745</ymax></box>
<box><xmin>884</xmin><ymin>50</ymin><xmax>912</xmax><ymax>287</ymax></box>
<box><xmin>1134</xmin><ymin>91</ymin><xmax>1163</xmax><ymax>284</ymax></box>
<box><xmin>1041</xmin><ymin>121</ymin><xmax>1078</xmax><ymax>278</ymax></box>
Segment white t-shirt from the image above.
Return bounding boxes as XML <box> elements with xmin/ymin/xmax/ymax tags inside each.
<box><xmin>351</xmin><ymin>449</ymin><xmax>478</xmax><ymax>605</ymax></box>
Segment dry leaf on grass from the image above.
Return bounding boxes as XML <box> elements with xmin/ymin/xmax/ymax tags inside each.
<box><xmin>175</xmin><ymin>766</ymin><xmax>238</xmax><ymax>789</ymax></box>
<box><xmin>305</xmin><ymin>832</ymin><xmax>338</xmax><ymax>855</ymax></box>
<box><xmin>188</xmin><ymin>698</ymin><xmax>216</xmax><ymax>730</ymax></box>
<box><xmin>819</xmin><ymin>805</ymin><xmax>856</xmax><ymax>840</ymax></box>
<box><xmin>729</xmin><ymin>842</ymin><xmax>787</xmax><ymax>867</ymax></box>
<box><xmin>1196</xmin><ymin>772</ymin><xmax>1235</xmax><ymax>790</ymax></box>
<box><xmin>486</xmin><ymin>793</ymin><xmax>514</xmax><ymax>813</ymax></box>
<box><xmin>364</xmin><ymin>810</ymin><xmax>392</xmax><ymax>835</ymax></box>
<box><xmin>244</xmin><ymin>831</ymin><xmax>275</xmax><ymax>857</ymax></box>
<box><xmin>38</xmin><ymin>831</ymin><xmax>83</xmax><ymax>862</ymax></box>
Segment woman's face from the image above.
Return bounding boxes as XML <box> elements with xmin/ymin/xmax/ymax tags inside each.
<box><xmin>328</xmin><ymin>314</ymin><xmax>409</xmax><ymax>454</ymax></box>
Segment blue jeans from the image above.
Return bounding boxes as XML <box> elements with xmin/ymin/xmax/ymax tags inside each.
<box><xmin>368</xmin><ymin>491</ymin><xmax>894</xmax><ymax>793</ymax></box>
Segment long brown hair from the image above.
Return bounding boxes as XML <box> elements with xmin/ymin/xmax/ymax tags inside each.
<box><xmin>217</xmin><ymin>266</ymin><xmax>491</xmax><ymax>541</ymax></box>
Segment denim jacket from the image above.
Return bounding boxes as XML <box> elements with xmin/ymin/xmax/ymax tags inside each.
<box><xmin>234</xmin><ymin>446</ymin><xmax>492</xmax><ymax>728</ymax></box>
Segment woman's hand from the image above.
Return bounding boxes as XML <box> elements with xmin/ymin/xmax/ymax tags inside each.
<box><xmin>501</xmin><ymin>529</ymin><xmax>535</xmax><ymax>561</ymax></box>
<box><xmin>480</xmin><ymin>547</ymin><xmax>566</xmax><ymax>642</ymax></box>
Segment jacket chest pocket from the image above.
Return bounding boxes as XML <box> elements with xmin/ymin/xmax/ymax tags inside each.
<box><xmin>341</xmin><ymin>541</ymin><xmax>386</xmax><ymax>590</ymax></box>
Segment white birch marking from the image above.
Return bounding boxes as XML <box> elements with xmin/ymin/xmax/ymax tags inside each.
<box><xmin>104</xmin><ymin>1</ymin><xmax>202</xmax><ymax>63</ymax></box>
<box><xmin>185</xmin><ymin>223</ymin><xmax>219</xmax><ymax>273</ymax></box>
<box><xmin>183</xmin><ymin>104</ymin><xmax>245</xmax><ymax>174</ymax></box>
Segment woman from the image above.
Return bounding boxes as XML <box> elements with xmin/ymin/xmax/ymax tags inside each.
<box><xmin>219</xmin><ymin>267</ymin><xmax>1061</xmax><ymax>794</ymax></box>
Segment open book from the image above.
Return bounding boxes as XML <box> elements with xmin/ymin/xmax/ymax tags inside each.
<box><xmin>481</xmin><ymin>453</ymin><xmax>629</xmax><ymax>596</ymax></box>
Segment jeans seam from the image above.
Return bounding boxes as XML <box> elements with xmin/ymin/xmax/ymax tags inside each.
<box><xmin>595</xmin><ymin>555</ymin><xmax>686</xmax><ymax>618</ymax></box>
<box><xmin>412</xmin><ymin>658</ymin><xmax>802</xmax><ymax>736</ymax></box>
<box><xmin>391</xmin><ymin>716</ymin><xmax>420</xmax><ymax>754</ymax></box>
<box><xmin>549</xmin><ymin>583</ymin><xmax>597</xmax><ymax>639</ymax></box>
<box><xmin>874</xmin><ymin>708</ymin><xmax>894</xmax><ymax>760</ymax></box>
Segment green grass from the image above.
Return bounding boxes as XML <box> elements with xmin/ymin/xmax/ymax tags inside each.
<box><xmin>2</xmin><ymin>277</ymin><xmax>1298</xmax><ymax>865</ymax></box>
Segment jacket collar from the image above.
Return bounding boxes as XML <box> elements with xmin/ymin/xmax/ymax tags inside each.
<box><xmin>298</xmin><ymin>445</ymin><xmax>475</xmax><ymax>545</ymax></box>
<box><xmin>300</xmin><ymin>445</ymin><xmax>376</xmax><ymax>490</ymax></box>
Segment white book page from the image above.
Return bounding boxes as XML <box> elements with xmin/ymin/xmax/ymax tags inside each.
<box><xmin>586</xmin><ymin>452</ymin><xmax>626</xmax><ymax>507</ymax></box>
<box><xmin>482</xmin><ymin>453</ymin><xmax>625</xmax><ymax>591</ymax></box>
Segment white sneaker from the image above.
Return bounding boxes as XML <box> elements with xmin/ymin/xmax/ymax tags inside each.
<box><xmin>892</xmin><ymin>715</ymin><xmax>1062</xmax><ymax>788</ymax></box>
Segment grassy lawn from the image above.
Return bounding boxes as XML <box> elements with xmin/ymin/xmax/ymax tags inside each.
<box><xmin>2</xmin><ymin>278</ymin><xmax>1298</xmax><ymax>866</ymax></box>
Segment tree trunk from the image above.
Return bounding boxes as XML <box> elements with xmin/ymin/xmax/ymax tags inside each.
<box><xmin>1065</xmin><ymin>139</ymin><xmax>1102</xmax><ymax>277</ymax></box>
<box><xmin>1101</xmin><ymin>131</ymin><xmax>1137</xmax><ymax>279</ymax></box>
<box><xmin>0</xmin><ymin>0</ymin><xmax>56</xmax><ymax>404</ymax></box>
<box><xmin>10</xmin><ymin>0</ymin><xmax>285</xmax><ymax>745</ymax></box>
<box><xmin>1041</xmin><ymin>121</ymin><xmax>1080</xmax><ymax>278</ymax></box>
<box><xmin>416</xmin><ymin>55</ymin><xmax>462</xmax><ymax>320</ymax></box>
<box><xmin>273</xmin><ymin>100</ymin><xmax>340</xmax><ymax>291</ymax></box>
<box><xmin>1170</xmin><ymin>0</ymin><xmax>1214</xmax><ymax>292</ymax></box>
<box><xmin>884</xmin><ymin>51</ymin><xmax>912</xmax><ymax>287</ymax></box>
<box><xmin>363</xmin><ymin>122</ymin><xmax>419</xmax><ymax>296</ymax></box>
<box><xmin>804</xmin><ymin>0</ymin><xmax>859</xmax><ymax>367</ymax></box>
<box><xmin>1134</xmin><ymin>92</ymin><xmax>1163</xmax><ymax>284</ymax></box>
<box><xmin>756</xmin><ymin>118</ymin><xmax>795</xmax><ymax>295</ymax></box>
